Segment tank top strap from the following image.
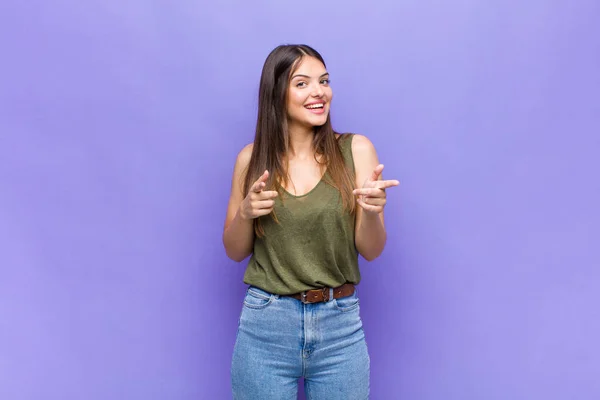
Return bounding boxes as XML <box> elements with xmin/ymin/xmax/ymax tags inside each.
<box><xmin>337</xmin><ymin>133</ymin><xmax>356</xmax><ymax>174</ymax></box>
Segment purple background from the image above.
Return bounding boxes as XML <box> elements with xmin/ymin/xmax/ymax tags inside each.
<box><xmin>1</xmin><ymin>1</ymin><xmax>599</xmax><ymax>399</ymax></box>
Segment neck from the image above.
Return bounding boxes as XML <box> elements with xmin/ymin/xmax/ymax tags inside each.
<box><xmin>287</xmin><ymin>122</ymin><xmax>315</xmax><ymax>159</ymax></box>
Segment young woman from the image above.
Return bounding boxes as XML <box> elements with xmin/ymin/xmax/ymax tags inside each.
<box><xmin>223</xmin><ymin>44</ymin><xmax>399</xmax><ymax>399</ymax></box>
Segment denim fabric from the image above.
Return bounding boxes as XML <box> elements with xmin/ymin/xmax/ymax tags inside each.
<box><xmin>231</xmin><ymin>286</ymin><xmax>370</xmax><ymax>399</ymax></box>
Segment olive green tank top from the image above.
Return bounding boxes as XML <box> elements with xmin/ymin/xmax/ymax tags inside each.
<box><xmin>243</xmin><ymin>134</ymin><xmax>360</xmax><ymax>295</ymax></box>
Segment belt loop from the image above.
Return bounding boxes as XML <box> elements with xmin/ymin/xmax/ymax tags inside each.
<box><xmin>329</xmin><ymin>287</ymin><xmax>334</xmax><ymax>302</ymax></box>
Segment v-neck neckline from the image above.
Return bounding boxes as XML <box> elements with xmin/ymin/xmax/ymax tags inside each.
<box><xmin>280</xmin><ymin>168</ymin><xmax>328</xmax><ymax>198</ymax></box>
<box><xmin>280</xmin><ymin>134</ymin><xmax>343</xmax><ymax>198</ymax></box>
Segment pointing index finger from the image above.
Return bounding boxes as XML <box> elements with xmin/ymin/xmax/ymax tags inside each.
<box><xmin>370</xmin><ymin>164</ymin><xmax>384</xmax><ymax>181</ymax></box>
<box><xmin>375</xmin><ymin>179</ymin><xmax>400</xmax><ymax>190</ymax></box>
<box><xmin>252</xmin><ymin>170</ymin><xmax>269</xmax><ymax>193</ymax></box>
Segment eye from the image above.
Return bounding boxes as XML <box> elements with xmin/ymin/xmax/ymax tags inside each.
<box><xmin>320</xmin><ymin>78</ymin><xmax>331</xmax><ymax>85</ymax></box>
<box><xmin>296</xmin><ymin>81</ymin><xmax>307</xmax><ymax>88</ymax></box>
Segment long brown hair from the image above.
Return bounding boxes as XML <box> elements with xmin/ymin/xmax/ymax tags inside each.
<box><xmin>243</xmin><ymin>44</ymin><xmax>356</xmax><ymax>235</ymax></box>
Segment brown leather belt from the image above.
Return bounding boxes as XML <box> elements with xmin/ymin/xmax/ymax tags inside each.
<box><xmin>288</xmin><ymin>283</ymin><xmax>355</xmax><ymax>304</ymax></box>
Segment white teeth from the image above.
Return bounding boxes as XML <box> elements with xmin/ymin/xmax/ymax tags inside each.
<box><xmin>306</xmin><ymin>104</ymin><xmax>324</xmax><ymax>109</ymax></box>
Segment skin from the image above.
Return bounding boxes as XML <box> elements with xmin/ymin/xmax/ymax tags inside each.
<box><xmin>223</xmin><ymin>56</ymin><xmax>399</xmax><ymax>262</ymax></box>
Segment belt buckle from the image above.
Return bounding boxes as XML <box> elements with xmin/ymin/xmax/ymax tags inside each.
<box><xmin>322</xmin><ymin>287</ymin><xmax>329</xmax><ymax>302</ymax></box>
<box><xmin>301</xmin><ymin>291</ymin><xmax>308</xmax><ymax>304</ymax></box>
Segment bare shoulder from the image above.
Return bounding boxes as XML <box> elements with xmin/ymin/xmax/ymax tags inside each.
<box><xmin>351</xmin><ymin>134</ymin><xmax>377</xmax><ymax>161</ymax></box>
<box><xmin>350</xmin><ymin>134</ymin><xmax>380</xmax><ymax>185</ymax></box>
<box><xmin>236</xmin><ymin>143</ymin><xmax>254</xmax><ymax>166</ymax></box>
<box><xmin>230</xmin><ymin>143</ymin><xmax>254</xmax><ymax>194</ymax></box>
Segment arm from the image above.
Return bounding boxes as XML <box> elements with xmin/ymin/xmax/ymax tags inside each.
<box><xmin>351</xmin><ymin>135</ymin><xmax>399</xmax><ymax>261</ymax></box>
<box><xmin>223</xmin><ymin>144</ymin><xmax>278</xmax><ymax>262</ymax></box>
<box><xmin>223</xmin><ymin>144</ymin><xmax>255</xmax><ymax>262</ymax></box>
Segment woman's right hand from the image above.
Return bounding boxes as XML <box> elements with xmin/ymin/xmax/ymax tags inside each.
<box><xmin>239</xmin><ymin>170</ymin><xmax>279</xmax><ymax>220</ymax></box>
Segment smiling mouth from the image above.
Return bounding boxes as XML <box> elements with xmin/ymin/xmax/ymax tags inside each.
<box><xmin>305</xmin><ymin>103</ymin><xmax>325</xmax><ymax>110</ymax></box>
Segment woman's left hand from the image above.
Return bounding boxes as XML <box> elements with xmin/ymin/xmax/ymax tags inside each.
<box><xmin>352</xmin><ymin>164</ymin><xmax>399</xmax><ymax>215</ymax></box>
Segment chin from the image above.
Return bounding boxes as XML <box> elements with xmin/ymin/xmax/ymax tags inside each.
<box><xmin>308</xmin><ymin>115</ymin><xmax>329</xmax><ymax>127</ymax></box>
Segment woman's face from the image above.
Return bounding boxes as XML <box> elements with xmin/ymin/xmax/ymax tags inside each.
<box><xmin>286</xmin><ymin>56</ymin><xmax>332</xmax><ymax>131</ymax></box>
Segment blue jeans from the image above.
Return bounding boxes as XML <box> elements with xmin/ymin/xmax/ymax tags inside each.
<box><xmin>231</xmin><ymin>285</ymin><xmax>370</xmax><ymax>399</ymax></box>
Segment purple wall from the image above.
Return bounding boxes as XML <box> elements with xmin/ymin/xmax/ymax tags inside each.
<box><xmin>1</xmin><ymin>1</ymin><xmax>599</xmax><ymax>399</ymax></box>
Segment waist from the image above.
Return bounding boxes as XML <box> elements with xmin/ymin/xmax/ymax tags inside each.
<box><xmin>286</xmin><ymin>283</ymin><xmax>355</xmax><ymax>304</ymax></box>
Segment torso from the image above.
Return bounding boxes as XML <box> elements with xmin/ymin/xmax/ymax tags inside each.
<box><xmin>282</xmin><ymin>134</ymin><xmax>340</xmax><ymax>196</ymax></box>
<box><xmin>242</xmin><ymin>133</ymin><xmax>360</xmax><ymax>295</ymax></box>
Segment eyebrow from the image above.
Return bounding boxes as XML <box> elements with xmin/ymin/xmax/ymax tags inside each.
<box><xmin>291</xmin><ymin>72</ymin><xmax>330</xmax><ymax>80</ymax></box>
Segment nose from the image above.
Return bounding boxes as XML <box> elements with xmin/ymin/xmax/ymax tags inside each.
<box><xmin>311</xmin><ymin>83</ymin><xmax>324</xmax><ymax>98</ymax></box>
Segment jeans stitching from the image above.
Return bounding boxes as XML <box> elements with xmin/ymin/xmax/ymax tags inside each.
<box><xmin>243</xmin><ymin>297</ymin><xmax>273</xmax><ymax>309</ymax></box>
<box><xmin>333</xmin><ymin>297</ymin><xmax>360</xmax><ymax>312</ymax></box>
<box><xmin>243</xmin><ymin>290</ymin><xmax>274</xmax><ymax>309</ymax></box>
<box><xmin>247</xmin><ymin>288</ymin><xmax>272</xmax><ymax>300</ymax></box>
